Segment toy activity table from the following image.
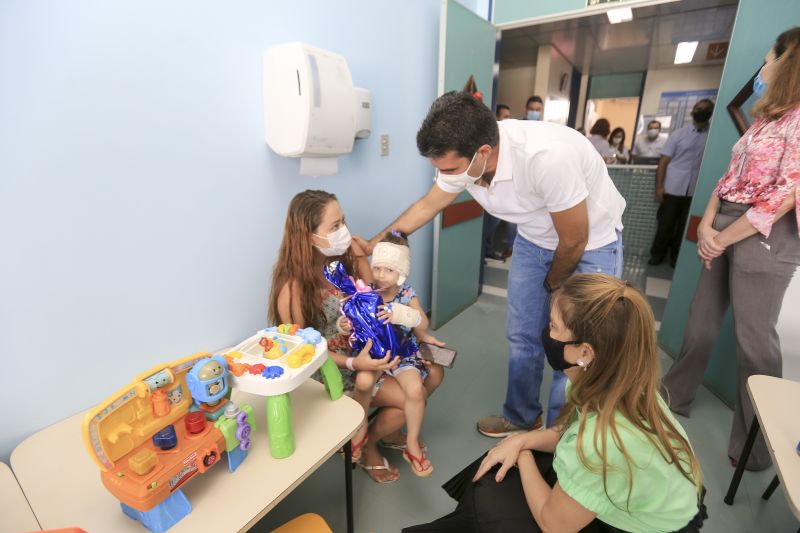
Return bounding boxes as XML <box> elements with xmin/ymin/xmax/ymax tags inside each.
<box><xmin>11</xmin><ymin>379</ymin><xmax>363</xmax><ymax>533</ymax></box>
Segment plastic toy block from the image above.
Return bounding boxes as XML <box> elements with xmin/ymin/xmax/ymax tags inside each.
<box><xmin>266</xmin><ymin>393</ymin><xmax>295</xmax><ymax>459</ymax></box>
<box><xmin>121</xmin><ymin>490</ymin><xmax>191</xmax><ymax>533</ymax></box>
<box><xmin>128</xmin><ymin>449</ymin><xmax>158</xmax><ymax>476</ymax></box>
<box><xmin>287</xmin><ymin>345</ymin><xmax>314</xmax><ymax>368</ymax></box>
<box><xmin>225</xmin><ymin>446</ymin><xmax>248</xmax><ymax>472</ymax></box>
<box><xmin>215</xmin><ymin>404</ymin><xmax>255</xmax><ymax>453</ymax></box>
<box><xmin>319</xmin><ymin>356</ymin><xmax>344</xmax><ymax>400</ymax></box>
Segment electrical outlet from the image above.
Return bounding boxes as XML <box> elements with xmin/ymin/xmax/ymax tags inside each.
<box><xmin>380</xmin><ymin>134</ymin><xmax>389</xmax><ymax>156</ymax></box>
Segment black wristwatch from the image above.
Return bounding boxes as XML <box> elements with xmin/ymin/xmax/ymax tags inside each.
<box><xmin>544</xmin><ymin>278</ymin><xmax>558</xmax><ymax>294</ymax></box>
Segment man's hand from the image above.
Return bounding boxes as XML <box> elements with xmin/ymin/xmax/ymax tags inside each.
<box><xmin>655</xmin><ymin>186</ymin><xmax>665</xmax><ymax>202</ymax></box>
<box><xmin>351</xmin><ymin>235</ymin><xmax>370</xmax><ymax>257</ymax></box>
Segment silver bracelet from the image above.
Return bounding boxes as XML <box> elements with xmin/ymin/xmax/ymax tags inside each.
<box><xmin>345</xmin><ymin>357</ymin><xmax>355</xmax><ymax>371</ymax></box>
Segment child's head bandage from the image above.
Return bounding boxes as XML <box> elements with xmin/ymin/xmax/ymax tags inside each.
<box><xmin>372</xmin><ymin>242</ymin><xmax>411</xmax><ymax>286</ymax></box>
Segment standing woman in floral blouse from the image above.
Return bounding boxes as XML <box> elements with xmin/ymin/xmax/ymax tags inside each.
<box><xmin>662</xmin><ymin>27</ymin><xmax>800</xmax><ymax>471</ymax></box>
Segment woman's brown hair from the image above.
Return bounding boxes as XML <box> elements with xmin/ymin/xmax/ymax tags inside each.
<box><xmin>552</xmin><ymin>274</ymin><xmax>702</xmax><ymax>508</ymax></box>
<box><xmin>753</xmin><ymin>27</ymin><xmax>800</xmax><ymax>120</ymax></box>
<box><xmin>267</xmin><ymin>190</ymin><xmax>355</xmax><ymax>329</ymax></box>
<box><xmin>589</xmin><ymin>118</ymin><xmax>610</xmax><ymax>138</ymax></box>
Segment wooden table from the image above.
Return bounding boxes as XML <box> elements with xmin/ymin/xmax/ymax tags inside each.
<box><xmin>11</xmin><ymin>380</ymin><xmax>362</xmax><ymax>533</ymax></box>
<box><xmin>0</xmin><ymin>461</ymin><xmax>40</xmax><ymax>532</ymax></box>
<box><xmin>724</xmin><ymin>375</ymin><xmax>800</xmax><ymax>528</ymax></box>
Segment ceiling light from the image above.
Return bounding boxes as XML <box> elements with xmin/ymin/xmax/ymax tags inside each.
<box><xmin>606</xmin><ymin>7</ymin><xmax>633</xmax><ymax>24</ymax></box>
<box><xmin>674</xmin><ymin>41</ymin><xmax>698</xmax><ymax>64</ymax></box>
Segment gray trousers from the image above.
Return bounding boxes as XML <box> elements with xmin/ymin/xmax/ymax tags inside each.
<box><xmin>662</xmin><ymin>200</ymin><xmax>800</xmax><ymax>469</ymax></box>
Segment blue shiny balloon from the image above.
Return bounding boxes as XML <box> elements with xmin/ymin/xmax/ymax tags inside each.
<box><xmin>324</xmin><ymin>261</ymin><xmax>417</xmax><ymax>360</ymax></box>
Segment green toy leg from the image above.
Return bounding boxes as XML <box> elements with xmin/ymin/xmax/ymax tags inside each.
<box><xmin>319</xmin><ymin>356</ymin><xmax>344</xmax><ymax>400</ymax></box>
<box><xmin>266</xmin><ymin>393</ymin><xmax>295</xmax><ymax>459</ymax></box>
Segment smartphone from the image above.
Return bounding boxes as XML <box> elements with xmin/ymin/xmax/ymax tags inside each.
<box><xmin>418</xmin><ymin>342</ymin><xmax>457</xmax><ymax>369</ymax></box>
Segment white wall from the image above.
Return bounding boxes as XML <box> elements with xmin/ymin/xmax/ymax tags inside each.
<box><xmin>777</xmin><ymin>278</ymin><xmax>800</xmax><ymax>380</ymax></box>
<box><xmin>0</xmin><ymin>0</ymin><xmax>440</xmax><ymax>460</ymax></box>
<box><xmin>640</xmin><ymin>65</ymin><xmax>724</xmax><ymax>116</ymax></box>
<box><xmin>497</xmin><ymin>65</ymin><xmax>537</xmax><ymax>118</ymax></box>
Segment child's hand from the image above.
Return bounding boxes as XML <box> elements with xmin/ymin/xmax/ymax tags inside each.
<box><xmin>377</xmin><ymin>305</ymin><xmax>392</xmax><ymax>324</ymax></box>
<box><xmin>353</xmin><ymin>339</ymin><xmax>400</xmax><ymax>372</ymax></box>
<box><xmin>416</xmin><ymin>333</ymin><xmax>445</xmax><ymax>347</ymax></box>
<box><xmin>336</xmin><ymin>316</ymin><xmax>353</xmax><ymax>335</ymax></box>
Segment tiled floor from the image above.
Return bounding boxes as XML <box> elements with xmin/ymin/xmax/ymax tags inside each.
<box><xmin>252</xmin><ymin>259</ymin><xmax>798</xmax><ymax>533</ymax></box>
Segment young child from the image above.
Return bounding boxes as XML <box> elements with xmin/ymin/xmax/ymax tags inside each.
<box><xmin>351</xmin><ymin>230</ymin><xmax>443</xmax><ymax>477</ymax></box>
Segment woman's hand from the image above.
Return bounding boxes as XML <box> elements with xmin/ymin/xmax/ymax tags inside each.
<box><xmin>353</xmin><ymin>339</ymin><xmax>399</xmax><ymax>372</ymax></box>
<box><xmin>697</xmin><ymin>223</ymin><xmax>725</xmax><ymax>269</ymax></box>
<box><xmin>473</xmin><ymin>434</ymin><xmax>526</xmax><ymax>483</ymax></box>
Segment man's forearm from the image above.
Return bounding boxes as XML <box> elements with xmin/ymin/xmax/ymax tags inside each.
<box><xmin>545</xmin><ymin>242</ymin><xmax>585</xmax><ymax>288</ymax></box>
<box><xmin>374</xmin><ymin>200</ymin><xmax>432</xmax><ymax>240</ymax></box>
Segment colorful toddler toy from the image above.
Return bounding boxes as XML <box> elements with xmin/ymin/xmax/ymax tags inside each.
<box><xmin>82</xmin><ymin>353</ymin><xmax>254</xmax><ymax>533</ymax></box>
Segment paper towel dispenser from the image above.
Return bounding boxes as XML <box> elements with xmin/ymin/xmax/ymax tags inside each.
<box><xmin>263</xmin><ymin>42</ymin><xmax>371</xmax><ymax>176</ymax></box>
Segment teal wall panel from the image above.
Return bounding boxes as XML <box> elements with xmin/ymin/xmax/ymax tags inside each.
<box><xmin>588</xmin><ymin>72</ymin><xmax>645</xmax><ymax>99</ymax></box>
<box><xmin>658</xmin><ymin>0</ymin><xmax>800</xmax><ymax>407</ymax></box>
<box><xmin>432</xmin><ymin>0</ymin><xmax>495</xmax><ymax>328</ymax></box>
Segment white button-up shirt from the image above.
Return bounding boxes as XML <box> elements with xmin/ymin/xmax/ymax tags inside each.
<box><xmin>436</xmin><ymin>120</ymin><xmax>626</xmax><ymax>250</ymax></box>
<box><xmin>632</xmin><ymin>133</ymin><xmax>668</xmax><ymax>158</ymax></box>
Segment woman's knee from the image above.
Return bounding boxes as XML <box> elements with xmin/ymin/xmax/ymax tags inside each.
<box><xmin>354</xmin><ymin>371</ymin><xmax>376</xmax><ymax>393</ymax></box>
<box><xmin>425</xmin><ymin>365</ymin><xmax>445</xmax><ymax>393</ymax></box>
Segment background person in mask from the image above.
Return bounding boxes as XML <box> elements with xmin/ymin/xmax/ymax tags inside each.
<box><xmin>662</xmin><ymin>27</ymin><xmax>800</xmax><ymax>472</ymax></box>
<box><xmin>607</xmin><ymin>126</ymin><xmax>630</xmax><ymax>164</ymax></box>
<box><xmin>368</xmin><ymin>91</ymin><xmax>626</xmax><ymax>438</ymax></box>
<box><xmin>648</xmin><ymin>99</ymin><xmax>715</xmax><ymax>267</ymax></box>
<box><xmin>524</xmin><ymin>95</ymin><xmax>544</xmax><ymax>120</ymax></box>
<box><xmin>632</xmin><ymin>119</ymin><xmax>668</xmax><ymax>160</ymax></box>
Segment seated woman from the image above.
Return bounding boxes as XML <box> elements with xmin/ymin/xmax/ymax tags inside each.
<box><xmin>404</xmin><ymin>274</ymin><xmax>706</xmax><ymax>533</ymax></box>
<box><xmin>268</xmin><ymin>190</ymin><xmax>444</xmax><ymax>483</ymax></box>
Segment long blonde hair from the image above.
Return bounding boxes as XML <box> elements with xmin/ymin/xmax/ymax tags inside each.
<box><xmin>753</xmin><ymin>27</ymin><xmax>800</xmax><ymax>121</ymax></box>
<box><xmin>552</xmin><ymin>274</ymin><xmax>702</xmax><ymax>508</ymax></box>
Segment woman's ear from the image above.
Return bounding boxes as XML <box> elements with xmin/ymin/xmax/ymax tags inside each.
<box><xmin>580</xmin><ymin>343</ymin><xmax>596</xmax><ymax>367</ymax></box>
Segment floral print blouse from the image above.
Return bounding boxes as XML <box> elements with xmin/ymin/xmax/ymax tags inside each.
<box><xmin>714</xmin><ymin>104</ymin><xmax>800</xmax><ymax>237</ymax></box>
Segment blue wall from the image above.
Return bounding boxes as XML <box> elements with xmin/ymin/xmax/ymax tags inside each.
<box><xmin>0</xmin><ymin>0</ymin><xmax>440</xmax><ymax>459</ymax></box>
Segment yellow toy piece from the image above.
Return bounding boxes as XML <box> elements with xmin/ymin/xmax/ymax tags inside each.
<box><xmin>128</xmin><ymin>449</ymin><xmax>158</xmax><ymax>476</ymax></box>
<box><xmin>226</xmin><ymin>351</ymin><xmax>244</xmax><ymax>359</ymax></box>
<box><xmin>287</xmin><ymin>344</ymin><xmax>315</xmax><ymax>369</ymax></box>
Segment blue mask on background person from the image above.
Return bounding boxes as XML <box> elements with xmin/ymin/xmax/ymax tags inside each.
<box><xmin>526</xmin><ymin>110</ymin><xmax>542</xmax><ymax>121</ymax></box>
<box><xmin>753</xmin><ymin>68</ymin><xmax>768</xmax><ymax>98</ymax></box>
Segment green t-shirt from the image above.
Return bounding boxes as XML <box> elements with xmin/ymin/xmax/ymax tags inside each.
<box><xmin>552</xmin><ymin>398</ymin><xmax>698</xmax><ymax>533</ymax></box>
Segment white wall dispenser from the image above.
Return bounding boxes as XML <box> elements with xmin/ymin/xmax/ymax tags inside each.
<box><xmin>263</xmin><ymin>42</ymin><xmax>371</xmax><ymax>176</ymax></box>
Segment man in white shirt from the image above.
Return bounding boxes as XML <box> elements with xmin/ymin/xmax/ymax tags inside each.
<box><xmin>632</xmin><ymin>120</ymin><xmax>668</xmax><ymax>159</ymax></box>
<box><xmin>370</xmin><ymin>92</ymin><xmax>626</xmax><ymax>436</ymax></box>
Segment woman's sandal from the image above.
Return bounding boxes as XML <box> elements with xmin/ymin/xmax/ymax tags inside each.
<box><xmin>357</xmin><ymin>456</ymin><xmax>399</xmax><ymax>484</ymax></box>
<box><xmin>403</xmin><ymin>449</ymin><xmax>434</xmax><ymax>477</ymax></box>
<box><xmin>377</xmin><ymin>439</ymin><xmax>427</xmax><ymax>452</ymax></box>
<box><xmin>340</xmin><ymin>434</ymin><xmax>368</xmax><ymax>464</ymax></box>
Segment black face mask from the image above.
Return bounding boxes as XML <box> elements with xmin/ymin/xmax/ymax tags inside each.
<box><xmin>692</xmin><ymin>109</ymin><xmax>712</xmax><ymax>123</ymax></box>
<box><xmin>541</xmin><ymin>327</ymin><xmax>583</xmax><ymax>372</ymax></box>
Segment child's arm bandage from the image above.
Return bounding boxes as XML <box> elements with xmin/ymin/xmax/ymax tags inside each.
<box><xmin>386</xmin><ymin>303</ymin><xmax>422</xmax><ymax>328</ymax></box>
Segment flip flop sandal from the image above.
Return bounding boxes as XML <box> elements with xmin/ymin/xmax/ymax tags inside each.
<box><xmin>377</xmin><ymin>439</ymin><xmax>427</xmax><ymax>452</ymax></box>
<box><xmin>357</xmin><ymin>456</ymin><xmax>399</xmax><ymax>484</ymax></box>
<box><xmin>403</xmin><ymin>449</ymin><xmax>434</xmax><ymax>478</ymax></box>
<box><xmin>339</xmin><ymin>434</ymin><xmax>368</xmax><ymax>464</ymax></box>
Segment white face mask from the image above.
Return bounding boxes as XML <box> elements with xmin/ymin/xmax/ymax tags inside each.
<box><xmin>611</xmin><ymin>136</ymin><xmax>623</xmax><ymax>146</ymax></box>
<box><xmin>647</xmin><ymin>128</ymin><xmax>660</xmax><ymax>140</ymax></box>
<box><xmin>436</xmin><ymin>151</ymin><xmax>487</xmax><ymax>191</ymax></box>
<box><xmin>314</xmin><ymin>225</ymin><xmax>352</xmax><ymax>257</ymax></box>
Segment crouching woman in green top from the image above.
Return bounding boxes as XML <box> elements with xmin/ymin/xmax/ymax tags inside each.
<box><xmin>403</xmin><ymin>274</ymin><xmax>706</xmax><ymax>533</ymax></box>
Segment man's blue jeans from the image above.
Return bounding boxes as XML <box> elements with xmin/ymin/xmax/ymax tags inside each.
<box><xmin>503</xmin><ymin>232</ymin><xmax>623</xmax><ymax>428</ymax></box>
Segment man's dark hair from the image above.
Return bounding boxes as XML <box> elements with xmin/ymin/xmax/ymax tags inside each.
<box><xmin>495</xmin><ymin>104</ymin><xmax>510</xmax><ymax>117</ymax></box>
<box><xmin>417</xmin><ymin>91</ymin><xmax>499</xmax><ymax>159</ymax></box>
<box><xmin>694</xmin><ymin>99</ymin><xmax>715</xmax><ymax>111</ymax></box>
<box><xmin>526</xmin><ymin>95</ymin><xmax>543</xmax><ymax>107</ymax></box>
<box><xmin>647</xmin><ymin>120</ymin><xmax>662</xmax><ymax>129</ymax></box>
